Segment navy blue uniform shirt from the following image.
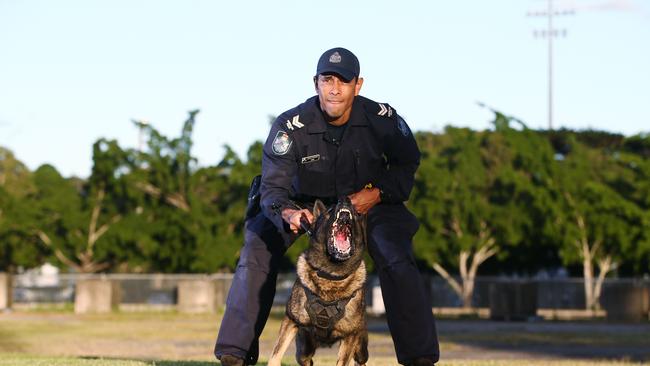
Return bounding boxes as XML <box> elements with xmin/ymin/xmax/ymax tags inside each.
<box><xmin>260</xmin><ymin>95</ymin><xmax>420</xmax><ymax>231</ymax></box>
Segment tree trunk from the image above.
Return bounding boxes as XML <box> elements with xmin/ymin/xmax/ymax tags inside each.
<box><xmin>581</xmin><ymin>240</ymin><xmax>596</xmax><ymax>310</ymax></box>
<box><xmin>36</xmin><ymin>188</ymin><xmax>119</xmax><ymax>274</ymax></box>
<box><xmin>432</xmin><ymin>262</ymin><xmax>463</xmax><ymax>300</ymax></box>
<box><xmin>593</xmin><ymin>255</ymin><xmax>615</xmax><ymax>311</ymax></box>
<box><xmin>436</xmin><ymin>219</ymin><xmax>498</xmax><ymax>309</ymax></box>
<box><xmin>461</xmin><ymin>279</ymin><xmax>474</xmax><ymax>309</ymax></box>
<box><xmin>565</xmin><ymin>193</ymin><xmax>615</xmax><ymax>312</ymax></box>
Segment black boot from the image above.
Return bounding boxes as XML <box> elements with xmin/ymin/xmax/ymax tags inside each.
<box><xmin>219</xmin><ymin>354</ymin><xmax>245</xmax><ymax>366</ymax></box>
<box><xmin>408</xmin><ymin>356</ymin><xmax>436</xmax><ymax>366</ymax></box>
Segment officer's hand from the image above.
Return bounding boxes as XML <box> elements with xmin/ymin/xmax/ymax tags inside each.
<box><xmin>281</xmin><ymin>208</ymin><xmax>314</xmax><ymax>234</ymax></box>
<box><xmin>348</xmin><ymin>187</ymin><xmax>381</xmax><ymax>215</ymax></box>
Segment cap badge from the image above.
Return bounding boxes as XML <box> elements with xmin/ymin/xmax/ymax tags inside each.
<box><xmin>329</xmin><ymin>52</ymin><xmax>342</xmax><ymax>63</ymax></box>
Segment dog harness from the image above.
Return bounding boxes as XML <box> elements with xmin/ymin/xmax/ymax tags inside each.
<box><xmin>299</xmin><ymin>281</ymin><xmax>357</xmax><ymax>340</ymax></box>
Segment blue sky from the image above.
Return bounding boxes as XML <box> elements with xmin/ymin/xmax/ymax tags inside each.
<box><xmin>1</xmin><ymin>0</ymin><xmax>649</xmax><ymax>178</ymax></box>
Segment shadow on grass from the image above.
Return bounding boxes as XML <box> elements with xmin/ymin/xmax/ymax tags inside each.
<box><xmin>78</xmin><ymin>356</ymin><xmax>217</xmax><ymax>366</ymax></box>
<box><xmin>0</xmin><ymin>328</ymin><xmax>26</xmax><ymax>354</ymax></box>
<box><xmin>366</xmin><ymin>316</ymin><xmax>650</xmax><ymax>362</ymax></box>
<box><xmin>79</xmin><ymin>356</ymin><xmax>279</xmax><ymax>366</ymax></box>
<box><xmin>432</xmin><ymin>319</ymin><xmax>650</xmax><ymax>362</ymax></box>
<box><xmin>147</xmin><ymin>362</ymin><xmax>274</xmax><ymax>366</ymax></box>
<box><xmin>153</xmin><ymin>362</ymin><xmax>221</xmax><ymax>366</ymax></box>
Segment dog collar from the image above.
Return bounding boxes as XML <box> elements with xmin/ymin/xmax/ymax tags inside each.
<box><xmin>316</xmin><ymin>269</ymin><xmax>350</xmax><ymax>281</ymax></box>
<box><xmin>306</xmin><ymin>259</ymin><xmax>351</xmax><ymax>281</ymax></box>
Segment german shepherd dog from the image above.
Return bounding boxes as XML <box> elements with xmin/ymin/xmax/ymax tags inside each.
<box><xmin>268</xmin><ymin>198</ymin><xmax>368</xmax><ymax>366</ymax></box>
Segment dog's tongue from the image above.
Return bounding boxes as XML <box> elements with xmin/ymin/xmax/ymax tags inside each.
<box><xmin>335</xmin><ymin>232</ymin><xmax>350</xmax><ymax>251</ymax></box>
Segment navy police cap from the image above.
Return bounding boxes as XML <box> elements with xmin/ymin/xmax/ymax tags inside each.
<box><xmin>316</xmin><ymin>47</ymin><xmax>360</xmax><ymax>82</ymax></box>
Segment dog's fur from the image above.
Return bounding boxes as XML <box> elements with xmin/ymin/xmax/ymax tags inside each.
<box><xmin>268</xmin><ymin>199</ymin><xmax>368</xmax><ymax>366</ymax></box>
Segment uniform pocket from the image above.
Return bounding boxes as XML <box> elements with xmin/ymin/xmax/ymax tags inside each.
<box><xmin>297</xmin><ymin>150</ymin><xmax>332</xmax><ymax>196</ymax></box>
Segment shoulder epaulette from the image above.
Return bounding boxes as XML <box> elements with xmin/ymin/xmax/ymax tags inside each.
<box><xmin>277</xmin><ymin>97</ymin><xmax>320</xmax><ymax>132</ymax></box>
<box><xmin>360</xmin><ymin>97</ymin><xmax>396</xmax><ymax>120</ymax></box>
<box><xmin>361</xmin><ymin>98</ymin><xmax>412</xmax><ymax>136</ymax></box>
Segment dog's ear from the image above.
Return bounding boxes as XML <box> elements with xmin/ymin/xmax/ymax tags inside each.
<box><xmin>313</xmin><ymin>199</ymin><xmax>327</xmax><ymax>219</ymax></box>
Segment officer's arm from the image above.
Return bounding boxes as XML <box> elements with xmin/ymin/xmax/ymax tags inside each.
<box><xmin>375</xmin><ymin>115</ymin><xmax>421</xmax><ymax>203</ymax></box>
<box><xmin>260</xmin><ymin>119</ymin><xmax>299</xmax><ymax>231</ymax></box>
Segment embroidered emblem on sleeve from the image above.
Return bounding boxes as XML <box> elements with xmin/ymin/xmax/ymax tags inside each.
<box><xmin>397</xmin><ymin>116</ymin><xmax>410</xmax><ymax>137</ymax></box>
<box><xmin>272</xmin><ymin>130</ymin><xmax>293</xmax><ymax>155</ymax></box>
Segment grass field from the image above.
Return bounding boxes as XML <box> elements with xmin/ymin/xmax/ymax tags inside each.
<box><xmin>0</xmin><ymin>309</ymin><xmax>648</xmax><ymax>365</ymax></box>
<box><xmin>0</xmin><ymin>355</ymin><xmax>647</xmax><ymax>366</ymax></box>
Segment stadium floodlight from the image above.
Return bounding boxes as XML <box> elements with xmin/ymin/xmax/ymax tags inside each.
<box><xmin>527</xmin><ymin>0</ymin><xmax>575</xmax><ymax>131</ymax></box>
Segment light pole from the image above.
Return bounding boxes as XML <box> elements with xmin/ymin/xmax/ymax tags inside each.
<box><xmin>528</xmin><ymin>0</ymin><xmax>574</xmax><ymax>131</ymax></box>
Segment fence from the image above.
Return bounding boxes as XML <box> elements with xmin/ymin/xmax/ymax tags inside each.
<box><xmin>3</xmin><ymin>272</ymin><xmax>650</xmax><ymax>321</ymax></box>
<box><xmin>9</xmin><ymin>272</ymin><xmax>291</xmax><ymax>312</ymax></box>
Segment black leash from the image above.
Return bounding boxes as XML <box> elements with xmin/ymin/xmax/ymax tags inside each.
<box><xmin>286</xmin><ymin>200</ymin><xmax>314</xmax><ymax>237</ymax></box>
<box><xmin>299</xmin><ymin>213</ymin><xmax>313</xmax><ymax>237</ymax></box>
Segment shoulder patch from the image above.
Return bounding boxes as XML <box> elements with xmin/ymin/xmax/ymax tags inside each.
<box><xmin>397</xmin><ymin>115</ymin><xmax>411</xmax><ymax>136</ymax></box>
<box><xmin>272</xmin><ymin>130</ymin><xmax>293</xmax><ymax>155</ymax></box>
<box><xmin>377</xmin><ymin>103</ymin><xmax>394</xmax><ymax>117</ymax></box>
<box><xmin>284</xmin><ymin>115</ymin><xmax>304</xmax><ymax>131</ymax></box>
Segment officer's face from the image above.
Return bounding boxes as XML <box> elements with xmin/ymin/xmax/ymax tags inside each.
<box><xmin>315</xmin><ymin>74</ymin><xmax>364</xmax><ymax>126</ymax></box>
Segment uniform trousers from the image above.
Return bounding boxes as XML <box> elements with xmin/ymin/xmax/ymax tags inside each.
<box><xmin>214</xmin><ymin>203</ymin><xmax>439</xmax><ymax>365</ymax></box>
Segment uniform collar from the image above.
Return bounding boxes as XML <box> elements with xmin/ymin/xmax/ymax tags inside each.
<box><xmin>307</xmin><ymin>96</ymin><xmax>368</xmax><ymax>134</ymax></box>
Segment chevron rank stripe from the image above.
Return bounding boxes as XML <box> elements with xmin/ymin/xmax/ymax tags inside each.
<box><xmin>378</xmin><ymin>104</ymin><xmax>388</xmax><ymax>116</ymax></box>
<box><xmin>291</xmin><ymin>115</ymin><xmax>304</xmax><ymax>128</ymax></box>
<box><xmin>378</xmin><ymin>104</ymin><xmax>394</xmax><ymax>117</ymax></box>
<box><xmin>286</xmin><ymin>115</ymin><xmax>303</xmax><ymax>130</ymax></box>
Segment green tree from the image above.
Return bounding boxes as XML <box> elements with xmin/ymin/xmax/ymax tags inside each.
<box><xmin>412</xmin><ymin>110</ymin><xmax>561</xmax><ymax>306</ymax></box>
<box><xmin>554</xmin><ymin>135</ymin><xmax>648</xmax><ymax>309</ymax></box>
<box><xmin>412</xmin><ymin>128</ymin><xmax>499</xmax><ymax>307</ymax></box>
<box><xmin>129</xmin><ymin>111</ymin><xmax>268</xmax><ymax>272</ymax></box>
<box><xmin>0</xmin><ymin>147</ymin><xmax>45</xmax><ymax>271</ymax></box>
<box><xmin>127</xmin><ymin>111</ymin><xmax>201</xmax><ymax>272</ymax></box>
<box><xmin>0</xmin><ymin>147</ymin><xmax>34</xmax><ymax>197</ymax></box>
<box><xmin>188</xmin><ymin>142</ymin><xmax>262</xmax><ymax>272</ymax></box>
<box><xmin>32</xmin><ymin>137</ymin><xmax>138</xmax><ymax>273</ymax></box>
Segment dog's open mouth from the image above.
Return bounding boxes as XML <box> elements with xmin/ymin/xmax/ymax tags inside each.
<box><xmin>328</xmin><ymin>207</ymin><xmax>353</xmax><ymax>261</ymax></box>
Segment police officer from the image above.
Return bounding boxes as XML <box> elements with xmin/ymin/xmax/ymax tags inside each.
<box><xmin>215</xmin><ymin>47</ymin><xmax>439</xmax><ymax>366</ymax></box>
